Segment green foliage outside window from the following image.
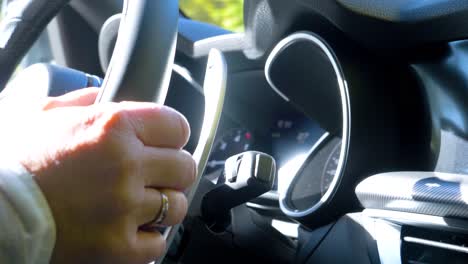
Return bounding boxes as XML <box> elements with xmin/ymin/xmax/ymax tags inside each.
<box><xmin>180</xmin><ymin>0</ymin><xmax>244</xmax><ymax>32</ymax></box>
<box><xmin>1</xmin><ymin>1</ymin><xmax>245</xmax><ymax>32</ymax></box>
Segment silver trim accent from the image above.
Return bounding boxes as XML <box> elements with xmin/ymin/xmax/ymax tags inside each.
<box><xmin>266</xmin><ymin>32</ymin><xmax>351</xmax><ymax>218</ymax></box>
<box><xmin>403</xmin><ymin>236</ymin><xmax>468</xmax><ymax>254</ymax></box>
<box><xmin>265</xmin><ymin>44</ymin><xmax>290</xmax><ymax>101</ymax></box>
<box><xmin>246</xmin><ymin>202</ymin><xmax>280</xmax><ymax>211</ymax></box>
<box><xmin>194</xmin><ymin>33</ymin><xmax>244</xmax><ymax>49</ymax></box>
<box><xmin>364</xmin><ymin>209</ymin><xmax>468</xmax><ymax>232</ymax></box>
<box><xmin>179</xmin><ymin>33</ymin><xmax>246</xmax><ymax>58</ymax></box>
<box><xmin>271</xmin><ymin>219</ymin><xmax>300</xmax><ymax>239</ymax></box>
<box><xmin>365</xmin><ymin>209</ymin><xmax>448</xmax><ymax>225</ymax></box>
<box><xmin>157</xmin><ymin>49</ymin><xmax>227</xmax><ymax>263</ymax></box>
<box><xmin>260</xmin><ymin>191</ymin><xmax>280</xmax><ymax>200</ymax></box>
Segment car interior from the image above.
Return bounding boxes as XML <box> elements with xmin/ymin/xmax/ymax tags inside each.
<box><xmin>1</xmin><ymin>0</ymin><xmax>468</xmax><ymax>263</ymax></box>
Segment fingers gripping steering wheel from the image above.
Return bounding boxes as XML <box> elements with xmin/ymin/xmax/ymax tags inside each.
<box><xmin>0</xmin><ymin>0</ymin><xmax>226</xmax><ymax>262</ymax></box>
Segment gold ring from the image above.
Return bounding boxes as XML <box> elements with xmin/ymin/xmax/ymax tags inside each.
<box><xmin>146</xmin><ymin>192</ymin><xmax>169</xmax><ymax>228</ymax></box>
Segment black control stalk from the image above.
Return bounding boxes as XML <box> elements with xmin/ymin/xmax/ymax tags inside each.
<box><xmin>201</xmin><ymin>151</ymin><xmax>276</xmax><ymax>231</ymax></box>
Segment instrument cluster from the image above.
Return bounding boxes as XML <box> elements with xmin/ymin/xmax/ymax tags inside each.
<box><xmin>204</xmin><ymin>107</ymin><xmax>341</xmax><ymax>211</ymax></box>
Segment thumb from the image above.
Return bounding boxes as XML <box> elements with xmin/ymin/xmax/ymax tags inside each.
<box><xmin>43</xmin><ymin>88</ymin><xmax>100</xmax><ymax>110</ymax></box>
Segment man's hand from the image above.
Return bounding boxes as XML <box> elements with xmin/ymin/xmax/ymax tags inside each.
<box><xmin>2</xmin><ymin>88</ymin><xmax>196</xmax><ymax>264</ymax></box>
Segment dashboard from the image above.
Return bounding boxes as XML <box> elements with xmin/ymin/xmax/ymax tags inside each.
<box><xmin>176</xmin><ymin>0</ymin><xmax>468</xmax><ymax>260</ymax></box>
<box><xmin>172</xmin><ymin>20</ymin><xmax>435</xmax><ymax>230</ymax></box>
<box><xmin>172</xmin><ymin>2</ymin><xmax>468</xmax><ymax>263</ymax></box>
<box><xmin>12</xmin><ymin>0</ymin><xmax>468</xmax><ymax>263</ymax></box>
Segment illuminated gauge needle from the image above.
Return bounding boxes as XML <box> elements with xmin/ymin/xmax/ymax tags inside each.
<box><xmin>207</xmin><ymin>160</ymin><xmax>226</xmax><ymax>168</ymax></box>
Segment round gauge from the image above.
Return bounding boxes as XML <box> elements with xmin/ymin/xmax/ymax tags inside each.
<box><xmin>268</xmin><ymin>30</ymin><xmax>352</xmax><ymax>228</ymax></box>
<box><xmin>280</xmin><ymin>135</ymin><xmax>344</xmax><ymax>213</ymax></box>
<box><xmin>205</xmin><ymin>128</ymin><xmax>254</xmax><ymax>175</ymax></box>
<box><xmin>321</xmin><ymin>141</ymin><xmax>342</xmax><ymax>195</ymax></box>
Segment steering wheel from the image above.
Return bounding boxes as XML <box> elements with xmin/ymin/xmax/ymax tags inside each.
<box><xmin>0</xmin><ymin>0</ymin><xmax>227</xmax><ymax>262</ymax></box>
<box><xmin>0</xmin><ymin>0</ymin><xmax>177</xmax><ymax>103</ymax></box>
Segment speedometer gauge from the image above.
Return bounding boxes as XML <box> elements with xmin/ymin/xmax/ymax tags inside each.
<box><xmin>284</xmin><ymin>136</ymin><xmax>343</xmax><ymax>211</ymax></box>
<box><xmin>268</xmin><ymin>30</ymin><xmax>421</xmax><ymax>230</ymax></box>
<box><xmin>270</xmin><ymin>31</ymin><xmax>352</xmax><ymax>229</ymax></box>
<box><xmin>321</xmin><ymin>141</ymin><xmax>342</xmax><ymax>195</ymax></box>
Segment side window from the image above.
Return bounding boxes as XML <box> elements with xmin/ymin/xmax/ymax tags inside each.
<box><xmin>179</xmin><ymin>0</ymin><xmax>244</xmax><ymax>32</ymax></box>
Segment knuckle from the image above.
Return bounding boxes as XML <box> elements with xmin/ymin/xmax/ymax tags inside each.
<box><xmin>100</xmin><ymin>108</ymin><xmax>126</xmax><ymax>132</ymax></box>
<box><xmin>94</xmin><ymin>107</ymin><xmax>133</xmax><ymax>142</ymax></box>
<box><xmin>89</xmin><ymin>108</ymin><xmax>141</xmax><ymax>171</ymax></box>
<box><xmin>81</xmin><ymin>108</ymin><xmax>127</xmax><ymax>150</ymax></box>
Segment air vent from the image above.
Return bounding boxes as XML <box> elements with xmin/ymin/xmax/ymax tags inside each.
<box><xmin>401</xmin><ymin>226</ymin><xmax>468</xmax><ymax>264</ymax></box>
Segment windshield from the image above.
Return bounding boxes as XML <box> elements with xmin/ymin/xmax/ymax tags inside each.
<box><xmin>179</xmin><ymin>0</ymin><xmax>244</xmax><ymax>32</ymax></box>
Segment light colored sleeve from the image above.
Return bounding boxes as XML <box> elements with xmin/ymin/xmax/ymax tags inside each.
<box><xmin>0</xmin><ymin>161</ymin><xmax>56</xmax><ymax>264</ymax></box>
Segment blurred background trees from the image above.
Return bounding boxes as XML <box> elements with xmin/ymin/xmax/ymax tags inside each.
<box><xmin>180</xmin><ymin>0</ymin><xmax>244</xmax><ymax>32</ymax></box>
<box><xmin>0</xmin><ymin>0</ymin><xmax>244</xmax><ymax>32</ymax></box>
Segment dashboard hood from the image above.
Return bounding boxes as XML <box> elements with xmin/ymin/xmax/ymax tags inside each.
<box><xmin>243</xmin><ymin>0</ymin><xmax>468</xmax><ymax>57</ymax></box>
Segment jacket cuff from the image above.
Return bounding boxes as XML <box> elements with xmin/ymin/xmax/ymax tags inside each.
<box><xmin>0</xmin><ymin>161</ymin><xmax>56</xmax><ymax>264</ymax></box>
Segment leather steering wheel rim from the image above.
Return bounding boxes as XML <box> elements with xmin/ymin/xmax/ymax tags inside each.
<box><xmin>0</xmin><ymin>0</ymin><xmax>178</xmax><ymax>105</ymax></box>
